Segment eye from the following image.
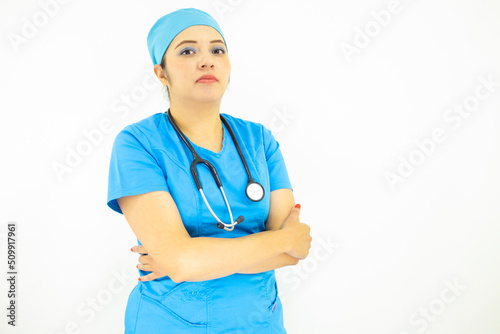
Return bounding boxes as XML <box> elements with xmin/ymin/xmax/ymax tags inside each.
<box><xmin>179</xmin><ymin>47</ymin><xmax>196</xmax><ymax>55</ymax></box>
<box><xmin>212</xmin><ymin>46</ymin><xmax>226</xmax><ymax>55</ymax></box>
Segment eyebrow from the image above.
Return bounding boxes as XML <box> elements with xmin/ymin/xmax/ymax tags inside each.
<box><xmin>175</xmin><ymin>39</ymin><xmax>225</xmax><ymax>49</ymax></box>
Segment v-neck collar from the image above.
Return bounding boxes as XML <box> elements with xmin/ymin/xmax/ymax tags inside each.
<box><xmin>184</xmin><ymin>118</ymin><xmax>228</xmax><ymax>158</ymax></box>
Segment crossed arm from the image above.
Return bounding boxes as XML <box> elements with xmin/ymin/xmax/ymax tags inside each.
<box><xmin>236</xmin><ymin>188</ymin><xmax>299</xmax><ymax>274</ymax></box>
<box><xmin>123</xmin><ymin>188</ymin><xmax>300</xmax><ymax>282</ymax></box>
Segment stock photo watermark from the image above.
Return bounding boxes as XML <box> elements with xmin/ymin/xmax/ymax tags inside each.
<box><xmin>384</xmin><ymin>73</ymin><xmax>498</xmax><ymax>192</ymax></box>
<box><xmin>265</xmin><ymin>105</ymin><xmax>296</xmax><ymax>134</ymax></box>
<box><xmin>7</xmin><ymin>0</ymin><xmax>74</xmax><ymax>53</ymax></box>
<box><xmin>232</xmin><ymin>233</ymin><xmax>340</xmax><ymax>332</ymax></box>
<box><xmin>340</xmin><ymin>0</ymin><xmax>404</xmax><ymax>64</ymax></box>
<box><xmin>212</xmin><ymin>0</ymin><xmax>244</xmax><ymax>22</ymax></box>
<box><xmin>50</xmin><ymin>266</ymin><xmax>136</xmax><ymax>334</ymax></box>
<box><xmin>5</xmin><ymin>222</ymin><xmax>18</xmax><ymax>326</ymax></box>
<box><xmin>281</xmin><ymin>234</ymin><xmax>340</xmax><ymax>293</ymax></box>
<box><xmin>397</xmin><ymin>277</ymin><xmax>467</xmax><ymax>333</ymax></box>
<box><xmin>51</xmin><ymin>66</ymin><xmax>162</xmax><ymax>182</ymax></box>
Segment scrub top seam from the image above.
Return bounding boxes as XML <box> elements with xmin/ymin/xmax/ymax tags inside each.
<box><xmin>132</xmin><ymin>291</ymin><xmax>142</xmax><ymax>334</ymax></box>
<box><xmin>150</xmin><ymin>145</ymin><xmax>190</xmax><ymax>174</ymax></box>
<box><xmin>253</xmin><ymin>145</ymin><xmax>268</xmax><ymax>226</ymax></box>
<box><xmin>254</xmin><ymin>134</ymin><xmax>267</xmax><ymax>226</ymax></box>
<box><xmin>134</xmin><ymin>122</ymin><xmax>190</xmax><ymax>174</ymax></box>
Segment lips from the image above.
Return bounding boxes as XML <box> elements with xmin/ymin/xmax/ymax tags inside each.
<box><xmin>196</xmin><ymin>75</ymin><xmax>218</xmax><ymax>83</ymax></box>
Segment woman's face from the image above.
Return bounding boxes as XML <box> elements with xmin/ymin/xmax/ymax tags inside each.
<box><xmin>157</xmin><ymin>25</ymin><xmax>231</xmax><ymax>104</ymax></box>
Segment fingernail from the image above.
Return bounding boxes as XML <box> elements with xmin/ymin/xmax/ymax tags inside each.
<box><xmin>138</xmin><ymin>277</ymin><xmax>141</xmax><ymax>281</ymax></box>
<box><xmin>136</xmin><ymin>264</ymin><xmax>138</xmax><ymax>269</ymax></box>
<box><xmin>295</xmin><ymin>204</ymin><xmax>301</xmax><ymax>209</ymax></box>
<box><xmin>130</xmin><ymin>247</ymin><xmax>134</xmax><ymax>252</ymax></box>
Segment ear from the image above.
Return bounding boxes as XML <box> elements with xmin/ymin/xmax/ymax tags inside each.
<box><xmin>154</xmin><ymin>64</ymin><xmax>170</xmax><ymax>86</ymax></box>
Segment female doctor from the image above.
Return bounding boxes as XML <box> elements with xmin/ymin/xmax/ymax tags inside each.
<box><xmin>107</xmin><ymin>8</ymin><xmax>312</xmax><ymax>333</ymax></box>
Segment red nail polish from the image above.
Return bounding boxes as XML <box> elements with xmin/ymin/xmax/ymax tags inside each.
<box><xmin>138</xmin><ymin>277</ymin><xmax>141</xmax><ymax>281</ymax></box>
<box><xmin>136</xmin><ymin>264</ymin><xmax>138</xmax><ymax>269</ymax></box>
<box><xmin>295</xmin><ymin>204</ymin><xmax>301</xmax><ymax>209</ymax></box>
<box><xmin>130</xmin><ymin>247</ymin><xmax>134</xmax><ymax>252</ymax></box>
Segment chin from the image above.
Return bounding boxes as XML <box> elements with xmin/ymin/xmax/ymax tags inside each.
<box><xmin>197</xmin><ymin>96</ymin><xmax>224</xmax><ymax>104</ymax></box>
<box><xmin>195</xmin><ymin>91</ymin><xmax>225</xmax><ymax>103</ymax></box>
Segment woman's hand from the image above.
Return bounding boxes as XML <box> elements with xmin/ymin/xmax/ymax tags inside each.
<box><xmin>279</xmin><ymin>204</ymin><xmax>312</xmax><ymax>260</ymax></box>
<box><xmin>131</xmin><ymin>245</ymin><xmax>170</xmax><ymax>282</ymax></box>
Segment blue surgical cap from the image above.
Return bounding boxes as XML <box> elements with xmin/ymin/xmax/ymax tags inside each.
<box><xmin>147</xmin><ymin>8</ymin><xmax>227</xmax><ymax>66</ymax></box>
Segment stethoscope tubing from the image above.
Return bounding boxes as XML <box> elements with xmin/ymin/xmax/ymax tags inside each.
<box><xmin>166</xmin><ymin>109</ymin><xmax>262</xmax><ymax>231</ymax></box>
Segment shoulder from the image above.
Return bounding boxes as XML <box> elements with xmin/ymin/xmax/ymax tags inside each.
<box><xmin>220</xmin><ymin>113</ymin><xmax>266</xmax><ymax>137</ymax></box>
<box><xmin>113</xmin><ymin>112</ymin><xmax>165</xmax><ymax>146</ymax></box>
<box><xmin>120</xmin><ymin>112</ymin><xmax>164</xmax><ymax>136</ymax></box>
<box><xmin>220</xmin><ymin>113</ymin><xmax>279</xmax><ymax>154</ymax></box>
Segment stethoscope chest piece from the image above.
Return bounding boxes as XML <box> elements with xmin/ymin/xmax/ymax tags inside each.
<box><xmin>246</xmin><ymin>181</ymin><xmax>265</xmax><ymax>202</ymax></box>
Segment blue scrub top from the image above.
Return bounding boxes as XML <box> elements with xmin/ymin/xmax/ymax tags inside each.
<box><xmin>107</xmin><ymin>112</ymin><xmax>292</xmax><ymax>333</ymax></box>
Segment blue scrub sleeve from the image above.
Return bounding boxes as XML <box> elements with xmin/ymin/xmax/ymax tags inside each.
<box><xmin>262</xmin><ymin>125</ymin><xmax>293</xmax><ymax>192</ymax></box>
<box><xmin>107</xmin><ymin>126</ymin><xmax>169</xmax><ymax>214</ymax></box>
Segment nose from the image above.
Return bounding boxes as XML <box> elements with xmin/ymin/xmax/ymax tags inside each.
<box><xmin>199</xmin><ymin>61</ymin><xmax>214</xmax><ymax>70</ymax></box>
<box><xmin>198</xmin><ymin>51</ymin><xmax>215</xmax><ymax>70</ymax></box>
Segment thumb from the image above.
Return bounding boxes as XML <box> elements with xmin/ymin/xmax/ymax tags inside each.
<box><xmin>292</xmin><ymin>203</ymin><xmax>301</xmax><ymax>213</ymax></box>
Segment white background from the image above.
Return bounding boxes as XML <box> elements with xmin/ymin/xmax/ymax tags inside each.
<box><xmin>1</xmin><ymin>0</ymin><xmax>499</xmax><ymax>333</ymax></box>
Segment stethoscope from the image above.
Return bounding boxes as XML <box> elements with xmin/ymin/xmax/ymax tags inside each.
<box><xmin>165</xmin><ymin>109</ymin><xmax>265</xmax><ymax>231</ymax></box>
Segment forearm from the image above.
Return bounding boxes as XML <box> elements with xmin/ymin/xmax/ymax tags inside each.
<box><xmin>236</xmin><ymin>252</ymin><xmax>299</xmax><ymax>274</ymax></box>
<box><xmin>175</xmin><ymin>229</ymin><xmax>291</xmax><ymax>282</ymax></box>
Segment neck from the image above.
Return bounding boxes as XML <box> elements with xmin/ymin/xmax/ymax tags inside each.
<box><xmin>168</xmin><ymin>99</ymin><xmax>222</xmax><ymax>139</ymax></box>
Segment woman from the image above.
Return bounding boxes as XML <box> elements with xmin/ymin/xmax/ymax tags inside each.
<box><xmin>107</xmin><ymin>8</ymin><xmax>312</xmax><ymax>333</ymax></box>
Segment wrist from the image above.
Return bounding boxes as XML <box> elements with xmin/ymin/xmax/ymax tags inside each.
<box><xmin>275</xmin><ymin>229</ymin><xmax>292</xmax><ymax>253</ymax></box>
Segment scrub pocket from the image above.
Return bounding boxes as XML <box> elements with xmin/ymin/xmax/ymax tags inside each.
<box><xmin>136</xmin><ymin>281</ymin><xmax>209</xmax><ymax>333</ymax></box>
<box><xmin>267</xmin><ymin>280</ymin><xmax>279</xmax><ymax>313</ymax></box>
<box><xmin>266</xmin><ymin>276</ymin><xmax>287</xmax><ymax>333</ymax></box>
<box><xmin>269</xmin><ymin>296</ymin><xmax>287</xmax><ymax>334</ymax></box>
